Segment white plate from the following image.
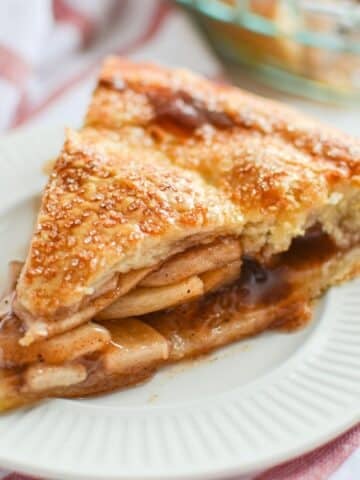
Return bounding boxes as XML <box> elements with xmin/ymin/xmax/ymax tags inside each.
<box><xmin>0</xmin><ymin>126</ymin><xmax>359</xmax><ymax>480</ymax></box>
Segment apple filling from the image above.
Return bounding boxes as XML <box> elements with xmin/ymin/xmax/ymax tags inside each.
<box><xmin>0</xmin><ymin>224</ymin><xmax>358</xmax><ymax>411</ymax></box>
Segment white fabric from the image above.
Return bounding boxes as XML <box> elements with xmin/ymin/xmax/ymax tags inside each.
<box><xmin>329</xmin><ymin>449</ymin><xmax>360</xmax><ymax>480</ymax></box>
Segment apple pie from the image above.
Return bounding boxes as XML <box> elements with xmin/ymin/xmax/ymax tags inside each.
<box><xmin>0</xmin><ymin>57</ymin><xmax>359</xmax><ymax>411</ymax></box>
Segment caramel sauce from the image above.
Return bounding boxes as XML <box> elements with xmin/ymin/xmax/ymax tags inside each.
<box><xmin>148</xmin><ymin>228</ymin><xmax>338</xmax><ymax>334</ymax></box>
<box><xmin>231</xmin><ymin>256</ymin><xmax>290</xmax><ymax>307</ymax></box>
<box><xmin>149</xmin><ymin>90</ymin><xmax>234</xmax><ymax>132</ymax></box>
<box><xmin>281</xmin><ymin>225</ymin><xmax>338</xmax><ymax>269</ymax></box>
<box><xmin>98</xmin><ymin>77</ymin><xmax>125</xmax><ymax>91</ymax></box>
<box><xmin>209</xmin><ymin>229</ymin><xmax>337</xmax><ymax>315</ymax></box>
<box><xmin>167</xmin><ymin>258</ymin><xmax>290</xmax><ymax>328</ymax></box>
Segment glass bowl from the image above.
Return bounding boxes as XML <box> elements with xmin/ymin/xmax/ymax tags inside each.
<box><xmin>177</xmin><ymin>0</ymin><xmax>360</xmax><ymax>103</ymax></box>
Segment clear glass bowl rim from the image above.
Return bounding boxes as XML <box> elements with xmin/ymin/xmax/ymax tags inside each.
<box><xmin>177</xmin><ymin>0</ymin><xmax>360</xmax><ymax>54</ymax></box>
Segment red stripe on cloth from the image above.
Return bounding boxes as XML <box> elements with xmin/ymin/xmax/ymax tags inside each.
<box><xmin>11</xmin><ymin>1</ymin><xmax>173</xmax><ymax>129</ymax></box>
<box><xmin>118</xmin><ymin>0</ymin><xmax>172</xmax><ymax>54</ymax></box>
<box><xmin>4</xmin><ymin>474</ymin><xmax>40</xmax><ymax>480</ymax></box>
<box><xmin>256</xmin><ymin>424</ymin><xmax>360</xmax><ymax>480</ymax></box>
<box><xmin>108</xmin><ymin>0</ymin><xmax>130</xmax><ymax>25</ymax></box>
<box><xmin>53</xmin><ymin>0</ymin><xmax>95</xmax><ymax>45</ymax></box>
<box><xmin>11</xmin><ymin>91</ymin><xmax>31</xmax><ymax>128</ymax></box>
<box><xmin>0</xmin><ymin>45</ymin><xmax>31</xmax><ymax>87</ymax></box>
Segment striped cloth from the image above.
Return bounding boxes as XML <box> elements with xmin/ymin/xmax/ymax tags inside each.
<box><xmin>0</xmin><ymin>1</ymin><xmax>359</xmax><ymax>479</ymax></box>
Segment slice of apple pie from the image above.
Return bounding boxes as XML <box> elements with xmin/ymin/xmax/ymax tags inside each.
<box><xmin>0</xmin><ymin>57</ymin><xmax>359</xmax><ymax>411</ymax></box>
